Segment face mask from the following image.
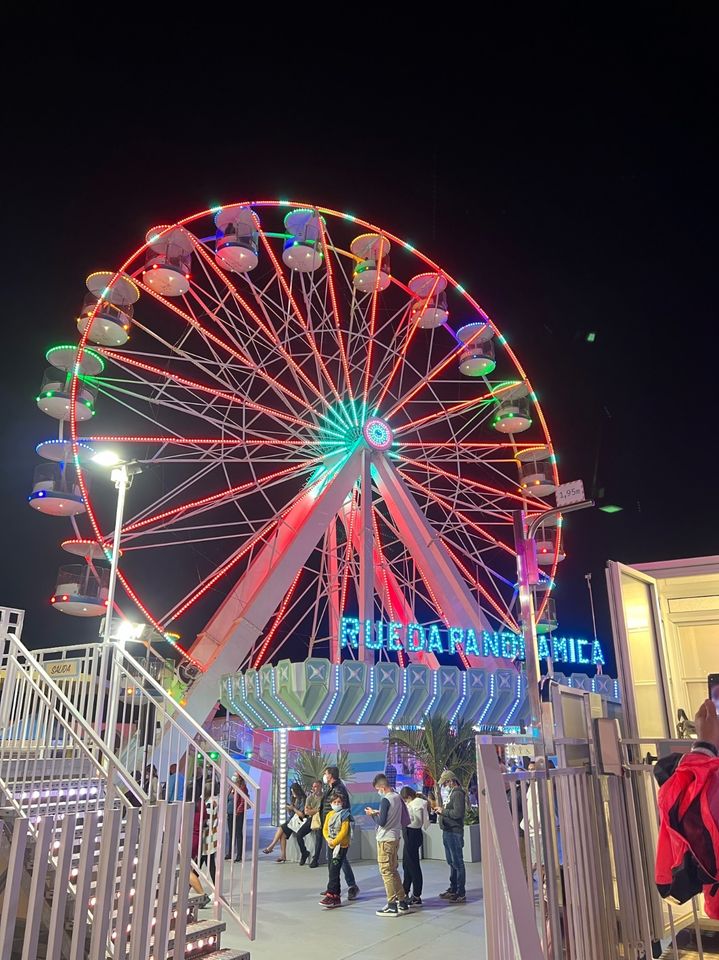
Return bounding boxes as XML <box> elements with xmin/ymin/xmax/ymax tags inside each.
<box><xmin>441</xmin><ymin>786</ymin><xmax>450</xmax><ymax>801</ymax></box>
<box><xmin>377</xmin><ymin>789</ymin><xmax>385</xmax><ymax>797</ymax></box>
<box><xmin>331</xmin><ymin>803</ymin><xmax>342</xmax><ymax>811</ymax></box>
<box><xmin>322</xmin><ymin>774</ymin><xmax>330</xmax><ymax>784</ymax></box>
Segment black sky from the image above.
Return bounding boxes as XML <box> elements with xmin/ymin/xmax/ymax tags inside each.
<box><xmin>3</xmin><ymin>10</ymin><xmax>717</xmax><ymax>675</ymax></box>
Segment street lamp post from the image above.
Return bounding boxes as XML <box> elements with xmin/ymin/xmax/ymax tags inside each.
<box><xmin>92</xmin><ymin>455</ymin><xmax>141</xmax><ymax>748</ymax></box>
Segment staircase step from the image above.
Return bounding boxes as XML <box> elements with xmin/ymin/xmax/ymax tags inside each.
<box><xmin>200</xmin><ymin>952</ymin><xmax>250</xmax><ymax>960</ymax></box>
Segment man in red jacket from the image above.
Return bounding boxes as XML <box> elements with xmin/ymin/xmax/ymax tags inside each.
<box><xmin>656</xmin><ymin>699</ymin><xmax>719</xmax><ymax>916</ymax></box>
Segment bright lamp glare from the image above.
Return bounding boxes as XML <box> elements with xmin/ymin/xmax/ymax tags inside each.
<box><xmin>92</xmin><ymin>451</ymin><xmax>123</xmax><ymax>467</ymax></box>
<box><xmin>116</xmin><ymin>621</ymin><xmax>145</xmax><ymax>643</ymax></box>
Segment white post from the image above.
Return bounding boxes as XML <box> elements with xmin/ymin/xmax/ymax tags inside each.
<box><xmin>99</xmin><ymin>464</ymin><xmax>130</xmax><ymax>751</ymax></box>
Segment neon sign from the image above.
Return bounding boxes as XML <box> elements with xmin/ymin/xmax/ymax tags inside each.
<box><xmin>339</xmin><ymin>616</ymin><xmax>605</xmax><ymax>667</ymax></box>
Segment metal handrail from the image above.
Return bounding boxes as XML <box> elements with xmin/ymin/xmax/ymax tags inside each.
<box><xmin>0</xmin><ymin>634</ymin><xmax>148</xmax><ymax>805</ymax></box>
<box><xmin>107</xmin><ymin>644</ymin><xmax>260</xmax><ymax>939</ymax></box>
<box><xmin>118</xmin><ymin>646</ymin><xmax>259</xmax><ymax>792</ymax></box>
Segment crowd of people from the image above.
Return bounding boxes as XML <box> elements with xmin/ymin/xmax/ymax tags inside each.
<box><xmin>261</xmin><ymin>764</ymin><xmax>470</xmax><ymax>914</ymax></box>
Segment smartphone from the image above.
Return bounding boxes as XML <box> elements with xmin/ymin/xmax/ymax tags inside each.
<box><xmin>708</xmin><ymin>674</ymin><xmax>719</xmax><ymax>715</ymax></box>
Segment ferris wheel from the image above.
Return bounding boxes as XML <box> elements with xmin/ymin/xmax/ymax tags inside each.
<box><xmin>31</xmin><ymin>200</ymin><xmax>563</xmax><ymax>719</ymax></box>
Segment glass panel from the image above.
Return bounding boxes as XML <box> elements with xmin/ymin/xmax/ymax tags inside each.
<box><xmin>620</xmin><ymin>572</ymin><xmax>665</xmax><ymax>738</ymax></box>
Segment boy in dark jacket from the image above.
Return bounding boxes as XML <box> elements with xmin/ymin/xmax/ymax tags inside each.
<box><xmin>432</xmin><ymin>770</ymin><xmax>467</xmax><ymax>902</ymax></box>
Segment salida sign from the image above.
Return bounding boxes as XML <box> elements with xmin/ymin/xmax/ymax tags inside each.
<box><xmin>339</xmin><ymin>616</ymin><xmax>606</xmax><ymax>667</ymax></box>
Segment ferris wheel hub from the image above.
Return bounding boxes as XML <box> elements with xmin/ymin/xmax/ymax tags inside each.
<box><xmin>362</xmin><ymin>417</ymin><xmax>393</xmax><ymax>451</ymax></box>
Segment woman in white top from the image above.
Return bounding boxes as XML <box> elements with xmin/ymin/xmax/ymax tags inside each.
<box><xmin>400</xmin><ymin>787</ymin><xmax>429</xmax><ymax>904</ymax></box>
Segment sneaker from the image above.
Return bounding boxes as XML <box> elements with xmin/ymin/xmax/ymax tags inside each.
<box><xmin>347</xmin><ymin>884</ymin><xmax>359</xmax><ymax>901</ymax></box>
<box><xmin>439</xmin><ymin>889</ymin><xmax>456</xmax><ymax>899</ymax></box>
<box><xmin>376</xmin><ymin>903</ymin><xmax>399</xmax><ymax>917</ymax></box>
<box><xmin>410</xmin><ymin>896</ymin><xmax>423</xmax><ymax>906</ymax></box>
<box><xmin>319</xmin><ymin>893</ymin><xmax>341</xmax><ymax>908</ymax></box>
<box><xmin>450</xmin><ymin>893</ymin><xmax>467</xmax><ymax>903</ymax></box>
<box><xmin>309</xmin><ymin>861</ymin><xmax>320</xmax><ymax>868</ymax></box>
<box><xmin>398</xmin><ymin>900</ymin><xmax>410</xmax><ymax>913</ymax></box>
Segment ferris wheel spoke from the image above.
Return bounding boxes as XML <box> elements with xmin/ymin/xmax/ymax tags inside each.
<box><xmin>257</xmin><ymin>229</ymin><xmax>344</xmax><ymax>406</ymax></box>
<box><xmin>99</xmin><ymin>349</ymin><xmax>315</xmax><ymax>431</ymax></box>
<box><xmin>440</xmin><ymin>539</ymin><xmax>520</xmax><ymax>633</ymax></box>
<box><xmin>316</xmin><ymin>218</ymin><xmax>356</xmax><ymax>409</ymax></box>
<box><xmin>384</xmin><ymin>323</ymin><xmax>495</xmax><ymax>422</ymax></box>
<box><xmin>120</xmin><ymin>458</ymin><xmax>323</xmax><ymax>536</ymax></box>
<box><xmin>395</xmin><ymin>468</ymin><xmax>517</xmax><ymax>551</ymax></box>
<box><xmin>397</xmin><ymin>453</ymin><xmax>545</xmax><ymax>512</ymax></box>
<box><xmin>191</xmin><ymin>233</ymin><xmax>330</xmax><ymax>410</ymax></box>
<box><xmin>391</xmin><ymin>380</ymin><xmax>519</xmax><ymax>438</ymax></box>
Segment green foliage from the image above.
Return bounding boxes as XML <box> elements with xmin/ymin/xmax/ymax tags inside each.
<box><xmin>464</xmin><ymin>806</ymin><xmax>479</xmax><ymax>825</ymax></box>
<box><xmin>387</xmin><ymin>714</ymin><xmax>476</xmax><ymax>804</ymax></box>
<box><xmin>293</xmin><ymin>749</ymin><xmax>355</xmax><ymax>790</ymax></box>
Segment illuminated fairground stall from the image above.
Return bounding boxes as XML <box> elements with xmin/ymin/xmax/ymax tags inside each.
<box><xmin>30</xmin><ymin>199</ymin><xmax>620</xmax><ymax>834</ymax></box>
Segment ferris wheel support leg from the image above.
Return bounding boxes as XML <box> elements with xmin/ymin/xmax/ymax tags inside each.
<box><xmin>327</xmin><ymin>520</ymin><xmax>341</xmax><ymax>665</ymax></box>
<box><xmin>171</xmin><ymin>449</ymin><xmax>363</xmax><ymax>731</ymax></box>
<box><xmin>372</xmin><ymin>454</ymin><xmax>494</xmax><ymax>664</ymax></box>
<box><xmin>338</xmin><ymin>498</ymin><xmax>439</xmax><ymax>669</ymax></box>
<box><xmin>357</xmin><ymin>450</ymin><xmax>374</xmax><ymax>664</ymax></box>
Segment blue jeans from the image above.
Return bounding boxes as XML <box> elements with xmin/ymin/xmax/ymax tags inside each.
<box><xmin>442</xmin><ymin>831</ymin><xmax>465</xmax><ymax>897</ymax></box>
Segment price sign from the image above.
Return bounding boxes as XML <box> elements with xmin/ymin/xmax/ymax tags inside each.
<box><xmin>555</xmin><ymin>479</ymin><xmax>585</xmax><ymax>508</ymax></box>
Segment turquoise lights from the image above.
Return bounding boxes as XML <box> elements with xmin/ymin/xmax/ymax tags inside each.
<box><xmin>339</xmin><ymin>616</ymin><xmax>606</xmax><ymax>666</ymax></box>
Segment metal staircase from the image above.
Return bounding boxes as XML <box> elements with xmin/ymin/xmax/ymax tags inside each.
<box><xmin>0</xmin><ymin>607</ymin><xmax>259</xmax><ymax>959</ymax></box>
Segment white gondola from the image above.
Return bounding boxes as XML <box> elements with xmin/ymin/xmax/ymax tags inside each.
<box><xmin>282</xmin><ymin>209</ymin><xmax>324</xmax><ymax>272</ymax></box>
<box><xmin>350</xmin><ymin>234</ymin><xmax>391</xmax><ymax>291</ymax></box>
<box><xmin>28</xmin><ymin>463</ymin><xmax>86</xmax><ymax>516</ymax></box>
<box><xmin>51</xmin><ymin>564</ymin><xmax>109</xmax><ymax>617</ymax></box>
<box><xmin>215</xmin><ymin>207</ymin><xmax>259</xmax><ymax>273</ymax></box>
<box><xmin>492</xmin><ymin>383</ymin><xmax>532</xmax><ymax>433</ymax></box>
<box><xmin>516</xmin><ymin>445</ymin><xmax>555</xmax><ymax>498</ymax></box>
<box><xmin>408</xmin><ymin>273</ymin><xmax>448</xmax><ymax>328</ymax></box>
<box><xmin>456</xmin><ymin>322</ymin><xmax>496</xmax><ymax>376</ymax></box>
<box><xmin>61</xmin><ymin>538</ymin><xmax>112</xmax><ymax>560</ymax></box>
<box><xmin>77</xmin><ymin>272</ymin><xmax>139</xmax><ymax>346</ymax></box>
<box><xmin>35</xmin><ymin>439</ymin><xmax>95</xmax><ymax>464</ymax></box>
<box><xmin>142</xmin><ymin>226</ymin><xmax>193</xmax><ymax>296</ymax></box>
<box><xmin>37</xmin><ymin>368</ymin><xmax>96</xmax><ymax>422</ymax></box>
<box><xmin>535</xmin><ymin>515</ymin><xmax>566</xmax><ymax>565</ymax></box>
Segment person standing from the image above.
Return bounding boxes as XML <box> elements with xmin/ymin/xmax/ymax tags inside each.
<box><xmin>400</xmin><ymin>786</ymin><xmax>428</xmax><ymax>905</ymax></box>
<box><xmin>432</xmin><ymin>770</ymin><xmax>466</xmax><ymax>903</ymax></box>
<box><xmin>166</xmin><ymin>762</ymin><xmax>185</xmax><ymax>802</ymax></box>
<box><xmin>365</xmin><ymin>773</ymin><xmax>410</xmax><ymax>917</ymax></box>
<box><xmin>296</xmin><ymin>780</ymin><xmax>323</xmax><ymax>866</ymax></box>
<box><xmin>226</xmin><ymin>772</ymin><xmax>247</xmax><ymax>862</ymax></box>
<box><xmin>318</xmin><ymin>791</ymin><xmax>351</xmax><ymax>908</ymax></box>
<box><xmin>319</xmin><ymin>766</ymin><xmax>359</xmax><ymax>898</ymax></box>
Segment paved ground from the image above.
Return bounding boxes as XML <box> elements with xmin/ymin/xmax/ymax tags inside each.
<box><xmin>219</xmin><ymin>845</ymin><xmax>485</xmax><ymax>958</ymax></box>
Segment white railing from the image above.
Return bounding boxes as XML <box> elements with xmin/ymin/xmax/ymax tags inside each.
<box><xmin>10</xmin><ymin>630</ymin><xmax>261</xmax><ymax>940</ymax></box>
<box><xmin>102</xmin><ymin>644</ymin><xmax>261</xmax><ymax>941</ymax></box>
<box><xmin>0</xmin><ymin>632</ymin><xmax>195</xmax><ymax>959</ymax></box>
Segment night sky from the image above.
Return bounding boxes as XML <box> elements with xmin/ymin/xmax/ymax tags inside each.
<box><xmin>3</xmin><ymin>11</ymin><xmax>716</xmax><ymax>678</ymax></box>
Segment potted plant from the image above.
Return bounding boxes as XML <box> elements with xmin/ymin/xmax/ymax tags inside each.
<box><xmin>292</xmin><ymin>748</ymin><xmax>354</xmax><ymax>791</ymax></box>
<box><xmin>388</xmin><ymin>714</ymin><xmax>480</xmax><ymax>862</ymax></box>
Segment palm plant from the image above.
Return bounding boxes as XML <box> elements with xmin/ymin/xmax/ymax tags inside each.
<box><xmin>388</xmin><ymin>714</ymin><xmax>476</xmax><ymax>805</ymax></box>
<box><xmin>292</xmin><ymin>748</ymin><xmax>354</xmax><ymax>791</ymax></box>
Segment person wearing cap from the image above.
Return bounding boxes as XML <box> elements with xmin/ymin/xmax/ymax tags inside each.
<box><xmin>431</xmin><ymin>770</ymin><xmax>466</xmax><ymax>902</ymax></box>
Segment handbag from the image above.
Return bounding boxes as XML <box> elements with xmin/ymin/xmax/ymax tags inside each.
<box><xmin>287</xmin><ymin>813</ymin><xmax>304</xmax><ymax>833</ymax></box>
<box><xmin>310</xmin><ymin>811</ymin><xmax>321</xmax><ymax>830</ymax></box>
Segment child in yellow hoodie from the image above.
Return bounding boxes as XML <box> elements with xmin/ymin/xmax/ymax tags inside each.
<box><xmin>319</xmin><ymin>791</ymin><xmax>351</xmax><ymax>908</ymax></box>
